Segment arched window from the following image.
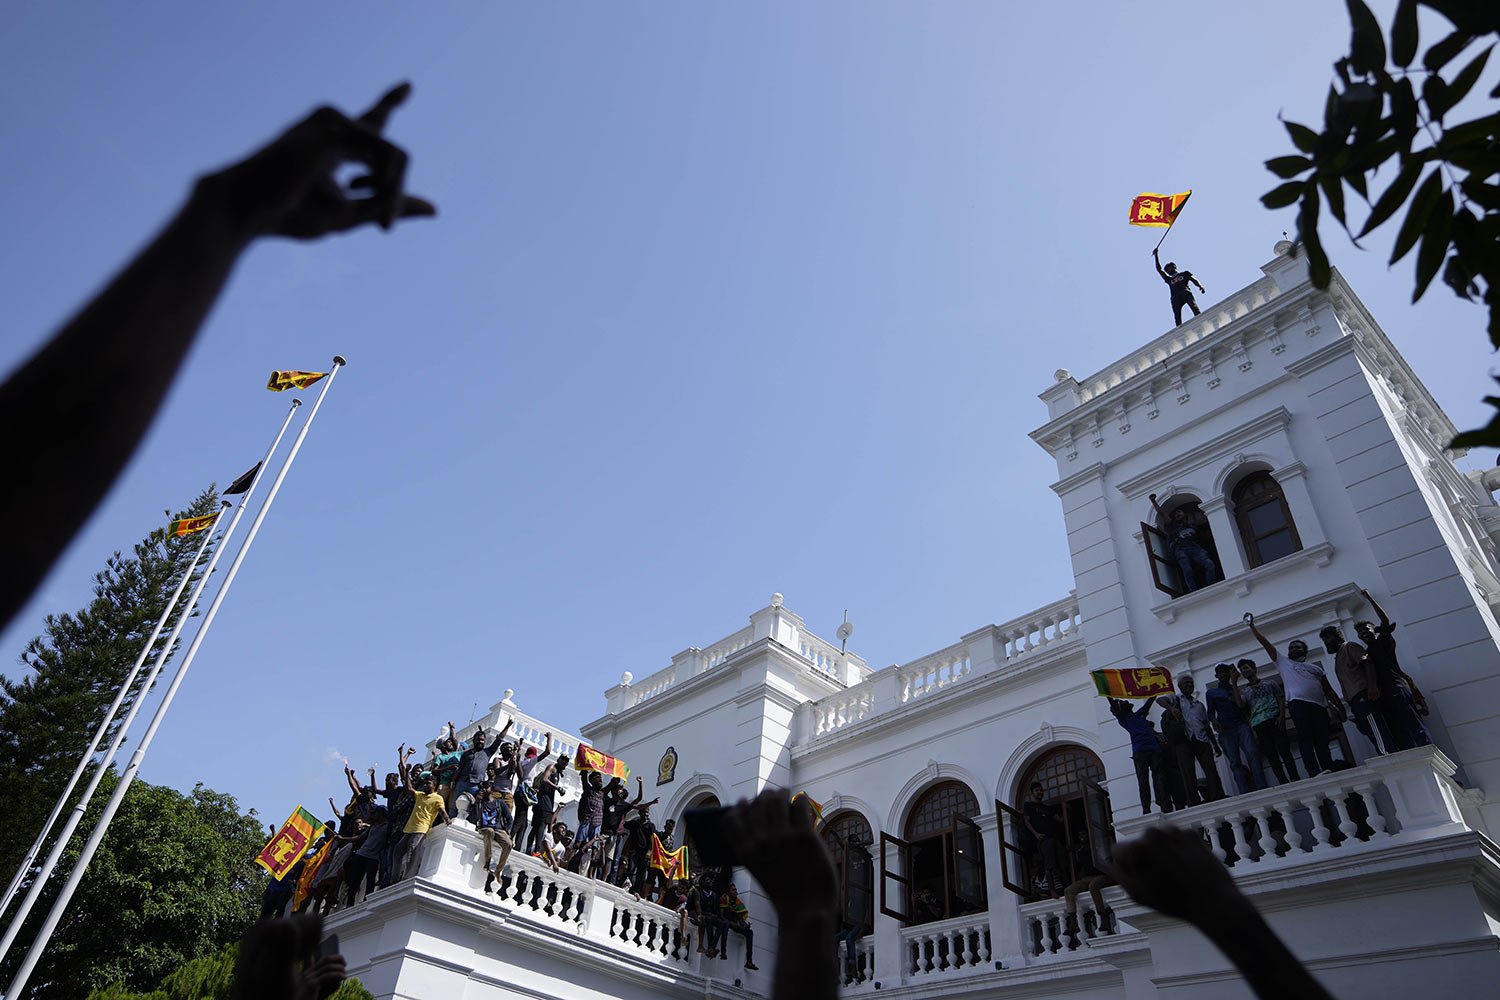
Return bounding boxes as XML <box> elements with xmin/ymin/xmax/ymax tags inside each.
<box><xmin>821</xmin><ymin>812</ymin><xmax>874</xmax><ymax>936</ymax></box>
<box><xmin>880</xmin><ymin>780</ymin><xmax>985</xmax><ymax>925</ymax></box>
<box><xmin>678</xmin><ymin>793</ymin><xmax>719</xmax><ymax>863</ymax></box>
<box><xmin>996</xmin><ymin>746</ymin><xmax>1111</xmax><ymax>901</ymax></box>
<box><xmin>1233</xmin><ymin>472</ymin><xmax>1302</xmax><ymax>568</ymax></box>
<box><xmin>1141</xmin><ymin>495</ymin><xmax>1223</xmax><ymax>598</ymax></box>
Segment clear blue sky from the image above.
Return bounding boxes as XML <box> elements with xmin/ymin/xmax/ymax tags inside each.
<box><xmin>2</xmin><ymin>2</ymin><xmax>1492</xmax><ymax>822</ymax></box>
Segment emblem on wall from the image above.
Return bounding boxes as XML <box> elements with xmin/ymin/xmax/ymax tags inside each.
<box><xmin>657</xmin><ymin>746</ymin><xmax>678</xmax><ymax>786</ymax></box>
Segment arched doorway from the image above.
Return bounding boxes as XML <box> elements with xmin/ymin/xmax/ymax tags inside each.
<box><xmin>879</xmin><ymin>780</ymin><xmax>985</xmax><ymax>925</ymax></box>
<box><xmin>678</xmin><ymin>792</ymin><xmax>720</xmax><ymax>868</ymax></box>
<box><xmin>996</xmin><ymin>745</ymin><xmax>1111</xmax><ymax>900</ymax></box>
<box><xmin>821</xmin><ymin>811</ymin><xmax>874</xmax><ymax>937</ymax></box>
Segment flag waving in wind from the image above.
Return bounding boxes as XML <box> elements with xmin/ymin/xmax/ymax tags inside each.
<box><xmin>167</xmin><ymin>512</ymin><xmax>219</xmax><ymax>537</ymax></box>
<box><xmin>1128</xmin><ymin>190</ymin><xmax>1192</xmax><ymax>228</ymax></box>
<box><xmin>257</xmin><ymin>805</ymin><xmax>322</xmax><ymax>880</ymax></box>
<box><xmin>649</xmin><ymin>834</ymin><xmax>689</xmax><ymax>881</ymax></box>
<box><xmin>266</xmin><ymin>370</ymin><xmax>328</xmax><ymax>392</ymax></box>
<box><xmin>576</xmin><ymin>744</ymin><xmax>630</xmax><ymax>780</ymax></box>
<box><xmin>224</xmin><ymin>463</ymin><xmax>261</xmax><ymax>496</ymax></box>
<box><xmin>1090</xmin><ymin>666</ymin><xmax>1174</xmax><ymax>699</ymax></box>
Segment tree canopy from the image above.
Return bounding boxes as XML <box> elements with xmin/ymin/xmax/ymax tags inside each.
<box><xmin>1262</xmin><ymin>0</ymin><xmax>1500</xmax><ymax>446</ymax></box>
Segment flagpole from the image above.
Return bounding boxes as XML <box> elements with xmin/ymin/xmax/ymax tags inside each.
<box><xmin>0</xmin><ymin>517</ymin><xmax>220</xmax><ymax>922</ymax></box>
<box><xmin>4</xmin><ymin>359</ymin><xmax>344</xmax><ymax>1000</ymax></box>
<box><xmin>1152</xmin><ymin>191</ymin><xmax>1192</xmax><ymax>252</ymax></box>
<box><xmin>0</xmin><ymin>399</ymin><xmax>301</xmax><ymax>975</ymax></box>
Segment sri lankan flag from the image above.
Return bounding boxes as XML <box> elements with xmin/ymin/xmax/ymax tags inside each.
<box><xmin>792</xmin><ymin>791</ymin><xmax>824</xmax><ymax>828</ymax></box>
<box><xmin>167</xmin><ymin>512</ymin><xmax>219</xmax><ymax>538</ymax></box>
<box><xmin>576</xmin><ymin>744</ymin><xmax>630</xmax><ymax>780</ymax></box>
<box><xmin>266</xmin><ymin>370</ymin><xmax>328</xmax><ymax>392</ymax></box>
<box><xmin>1128</xmin><ymin>190</ymin><xmax>1192</xmax><ymax>228</ymax></box>
<box><xmin>292</xmin><ymin>834</ymin><xmax>331</xmax><ymax>912</ymax></box>
<box><xmin>1091</xmin><ymin>666</ymin><xmax>1174</xmax><ymax>699</ymax></box>
<box><xmin>649</xmin><ymin>834</ymin><xmax>689</xmax><ymax>881</ymax></box>
<box><xmin>257</xmin><ymin>806</ymin><xmax>322</xmax><ymax>880</ymax></box>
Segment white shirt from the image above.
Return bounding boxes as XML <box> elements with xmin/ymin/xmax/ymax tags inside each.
<box><xmin>1278</xmin><ymin>653</ymin><xmax>1327</xmax><ymax>706</ymax></box>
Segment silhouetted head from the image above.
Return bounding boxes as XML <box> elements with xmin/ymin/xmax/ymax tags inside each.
<box><xmin>1237</xmin><ymin>659</ymin><xmax>1259</xmax><ymax>683</ymax></box>
<box><xmin>1287</xmin><ymin>639</ymin><xmax>1309</xmax><ymax>662</ymax></box>
<box><xmin>1319</xmin><ymin>626</ymin><xmax>1344</xmax><ymax>653</ymax></box>
<box><xmin>1354</xmin><ymin>620</ymin><xmax>1377</xmax><ymax>644</ymax></box>
<box><xmin>1165</xmin><ymin>262</ymin><xmax>1178</xmax><ymax>274</ymax></box>
<box><xmin>1214</xmin><ymin>662</ymin><xmax>1235</xmax><ymax>685</ymax></box>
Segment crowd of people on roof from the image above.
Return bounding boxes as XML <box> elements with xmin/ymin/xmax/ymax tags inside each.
<box><xmin>257</xmin><ymin>718</ymin><xmax>761</xmax><ymax>971</ymax></box>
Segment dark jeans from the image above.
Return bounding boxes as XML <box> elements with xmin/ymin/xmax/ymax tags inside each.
<box><xmin>1349</xmin><ymin>691</ymin><xmax>1395</xmax><ymax>755</ymax></box>
<box><xmin>724</xmin><ymin>918</ymin><xmax>755</xmax><ymax>966</ymax></box>
<box><xmin>1172</xmin><ymin>294</ymin><xmax>1200</xmax><ymax>326</ymax></box>
<box><xmin>1288</xmin><ymin>699</ymin><xmax>1335</xmax><ymax>776</ymax></box>
<box><xmin>1380</xmin><ymin>682</ymin><xmax>1432</xmax><ymax>750</ymax></box>
<box><xmin>1220</xmin><ymin>722</ymin><xmax>1264</xmax><ymax>795</ymax></box>
<box><xmin>1173</xmin><ymin>543</ymin><xmax>1218</xmax><ymax>592</ymax></box>
<box><xmin>510</xmin><ymin>796</ymin><xmax>532</xmax><ymax>844</ymax></box>
<box><xmin>1172</xmin><ymin>738</ymin><xmax>1224</xmax><ymax>805</ymax></box>
<box><xmin>1038</xmin><ymin>835</ymin><xmax>1066</xmax><ymax>893</ymax></box>
<box><xmin>698</xmin><ymin>915</ymin><xmax>725</xmax><ymax>955</ymax></box>
<box><xmin>377</xmin><ymin>829</ymin><xmax>400</xmax><ymax>888</ymax></box>
<box><xmin>607</xmin><ymin>832</ymin><xmax>629</xmax><ymax>883</ymax></box>
<box><xmin>1253</xmin><ymin>718</ymin><xmax>1300</xmax><ymax>785</ymax></box>
<box><xmin>343</xmin><ymin>853</ymin><xmax>378</xmax><ymax>906</ymax></box>
<box><xmin>1132</xmin><ymin>749</ymin><xmax>1172</xmax><ymax>813</ymax></box>
<box><xmin>527</xmin><ymin>796</ymin><xmax>554</xmax><ymax>854</ymax></box>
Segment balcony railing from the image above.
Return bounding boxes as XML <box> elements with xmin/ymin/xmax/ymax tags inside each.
<box><xmin>1112</xmin><ymin>745</ymin><xmax>1471</xmax><ymax>872</ymax></box>
<box><xmin>803</xmin><ymin>595</ymin><xmax>1084</xmax><ymax>742</ymax></box>
<box><xmin>344</xmin><ymin>820</ymin><xmax>765</xmax><ymax>990</ymax></box>
<box><xmin>899</xmin><ymin>912</ymin><xmax>993</xmax><ymax>980</ymax></box>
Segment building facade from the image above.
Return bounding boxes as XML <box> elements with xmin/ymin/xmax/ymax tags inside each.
<box><xmin>328</xmin><ymin>244</ymin><xmax>1500</xmax><ymax>998</ymax></box>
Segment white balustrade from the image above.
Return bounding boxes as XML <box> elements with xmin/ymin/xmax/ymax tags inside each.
<box><xmin>357</xmin><ymin>821</ymin><xmax>694</xmax><ymax>970</ymax></box>
<box><xmin>840</xmin><ymin>934</ymin><xmax>875</xmax><ymax>988</ymax></box>
<box><xmin>1114</xmin><ymin>746</ymin><xmax>1468</xmax><ymax>873</ymax></box>
<box><xmin>996</xmin><ymin>596</ymin><xmax>1082</xmax><ymax>664</ymax></box>
<box><xmin>814</xmin><ymin>687</ymin><xmax>875</xmax><ymax>736</ymax></box>
<box><xmin>1076</xmin><ymin>276</ymin><xmax>1282</xmax><ymax>403</ymax></box>
<box><xmin>900</xmin><ymin>914</ymin><xmax>991</xmax><ymax>979</ymax></box>
<box><xmin>900</xmin><ymin>643</ymin><xmax>972</xmax><ymax>702</ymax></box>
<box><xmin>798</xmin><ymin>633</ymin><xmax>845</xmax><ymax>677</ymax></box>
<box><xmin>1021</xmin><ymin>890</ymin><xmax>1121</xmax><ymax>959</ymax></box>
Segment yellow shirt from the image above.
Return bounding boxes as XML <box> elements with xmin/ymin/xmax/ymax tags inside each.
<box><xmin>404</xmin><ymin>791</ymin><xmax>446</xmax><ymax>835</ymax></box>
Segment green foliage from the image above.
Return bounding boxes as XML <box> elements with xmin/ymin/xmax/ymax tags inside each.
<box><xmin>83</xmin><ymin>943</ymin><xmax>375</xmax><ymax>1000</ymax></box>
<box><xmin>2</xmin><ymin>772</ymin><xmax>267</xmax><ymax>999</ymax></box>
<box><xmin>1261</xmin><ymin>0</ymin><xmax>1500</xmax><ymax>446</ymax></box>
<box><xmin>0</xmin><ymin>488</ymin><xmax>222</xmax><ymax>887</ymax></box>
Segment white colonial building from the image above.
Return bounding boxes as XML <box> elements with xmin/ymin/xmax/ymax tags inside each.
<box><xmin>328</xmin><ymin>243</ymin><xmax>1500</xmax><ymax>998</ymax></box>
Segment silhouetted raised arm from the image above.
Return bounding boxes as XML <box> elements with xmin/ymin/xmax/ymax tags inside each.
<box><xmin>1109</xmin><ymin>825</ymin><xmax>1335</xmax><ymax>1000</ymax></box>
<box><xmin>0</xmin><ymin>83</ymin><xmax>435</xmax><ymax>630</ymax></box>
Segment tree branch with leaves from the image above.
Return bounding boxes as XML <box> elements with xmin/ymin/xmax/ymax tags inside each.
<box><xmin>1263</xmin><ymin>0</ymin><xmax>1500</xmax><ymax>446</ymax></box>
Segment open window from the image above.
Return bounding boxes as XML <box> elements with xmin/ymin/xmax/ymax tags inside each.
<box><xmin>1142</xmin><ymin>520</ymin><xmax>1184</xmax><ymax>598</ymax></box>
<box><xmin>1015</xmin><ymin>746</ymin><xmax>1110</xmax><ymax>893</ymax></box>
<box><xmin>879</xmin><ymin>830</ymin><xmax>911</xmax><ymax>922</ymax></box>
<box><xmin>995</xmin><ymin>799</ymin><xmax>1035</xmax><ymax>898</ymax></box>
<box><xmin>880</xmin><ymin>780</ymin><xmax>986</xmax><ymax>925</ymax></box>
<box><xmin>822</xmin><ymin>811</ymin><xmax>874</xmax><ymax>935</ymax></box>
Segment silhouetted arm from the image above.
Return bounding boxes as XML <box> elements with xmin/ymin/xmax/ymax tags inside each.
<box><xmin>1110</xmin><ymin>826</ymin><xmax>1335</xmax><ymax>1000</ymax></box>
<box><xmin>0</xmin><ymin>83</ymin><xmax>434</xmax><ymax>630</ymax></box>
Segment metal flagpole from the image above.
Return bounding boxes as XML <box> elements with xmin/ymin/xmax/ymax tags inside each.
<box><xmin>0</xmin><ymin>397</ymin><xmax>302</xmax><ymax>975</ymax></box>
<box><xmin>0</xmin><ymin>515</ymin><xmax>220</xmax><ymax>921</ymax></box>
<box><xmin>4</xmin><ymin>358</ymin><xmax>344</xmax><ymax>1000</ymax></box>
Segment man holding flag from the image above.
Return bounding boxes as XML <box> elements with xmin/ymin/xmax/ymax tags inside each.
<box><xmin>1154</xmin><ymin>248</ymin><xmax>1206</xmax><ymax>326</ymax></box>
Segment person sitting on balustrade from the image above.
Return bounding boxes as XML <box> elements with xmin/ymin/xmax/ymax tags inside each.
<box><xmin>1062</xmin><ymin>827</ymin><xmax>1115</xmax><ymax>939</ymax></box>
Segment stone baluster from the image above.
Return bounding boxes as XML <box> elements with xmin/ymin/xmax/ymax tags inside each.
<box><xmin>1200</xmin><ymin>820</ymin><xmax>1227</xmax><ymax>862</ymax></box>
<box><xmin>1278</xmin><ymin>799</ymin><xmax>1305</xmax><ymax>853</ymax></box>
<box><xmin>1331</xmin><ymin>788</ymin><xmax>1360</xmax><ymax>843</ymax></box>
<box><xmin>1308</xmin><ymin>793</ymin><xmax>1334</xmax><ymax>851</ymax></box>
<box><xmin>1041</xmin><ymin>914</ymin><xmax>1059</xmax><ymax>954</ymax></box>
<box><xmin>644</xmin><ymin>918</ymin><xmax>658</xmax><ymax>953</ymax></box>
<box><xmin>977</xmin><ymin>927</ymin><xmax>991</xmax><ymax>963</ymax></box>
<box><xmin>1251</xmin><ymin>805</ymin><xmax>1278</xmax><ymax>859</ymax></box>
<box><xmin>1353</xmin><ymin>781</ymin><xmax>1391</xmax><ymax>838</ymax></box>
<box><xmin>962</xmin><ymin>927</ymin><xmax>977</xmax><ymax>966</ymax></box>
<box><xmin>1226</xmin><ymin>812</ymin><xmax>1254</xmax><ymax>865</ymax></box>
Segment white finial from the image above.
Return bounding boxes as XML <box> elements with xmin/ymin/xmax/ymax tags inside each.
<box><xmin>770</xmin><ymin>593</ymin><xmax>784</xmax><ymax>607</ymax></box>
<box><xmin>1054</xmin><ymin>368</ymin><xmax>1073</xmax><ymax>383</ymax></box>
<box><xmin>1274</xmin><ymin>233</ymin><xmax>1294</xmax><ymax>256</ymax></box>
<box><xmin>621</xmin><ymin>671</ymin><xmax>634</xmax><ymax>686</ymax></box>
<box><xmin>502</xmin><ymin>688</ymin><xmax>515</xmax><ymax>704</ymax></box>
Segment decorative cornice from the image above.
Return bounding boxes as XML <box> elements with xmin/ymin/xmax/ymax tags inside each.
<box><xmin>1050</xmin><ymin>461</ymin><xmax>1107</xmax><ymax>497</ymax></box>
<box><xmin>1115</xmin><ymin>406</ymin><xmax>1293</xmax><ymax>499</ymax></box>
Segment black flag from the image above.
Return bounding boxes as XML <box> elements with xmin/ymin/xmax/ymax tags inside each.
<box><xmin>224</xmin><ymin>463</ymin><xmax>261</xmax><ymax>496</ymax></box>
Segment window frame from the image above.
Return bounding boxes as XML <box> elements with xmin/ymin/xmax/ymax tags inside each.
<box><xmin>822</xmin><ymin>812</ymin><xmax>874</xmax><ymax>935</ymax></box>
<box><xmin>1141</xmin><ymin>520</ymin><xmax>1184</xmax><ymax>598</ymax></box>
<box><xmin>1233</xmin><ymin>472</ymin><xmax>1302</xmax><ymax>568</ymax></box>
